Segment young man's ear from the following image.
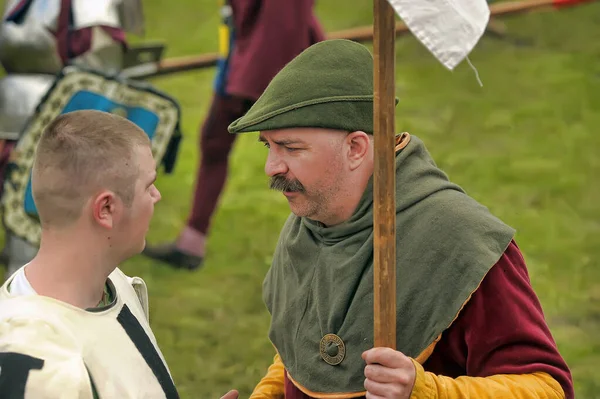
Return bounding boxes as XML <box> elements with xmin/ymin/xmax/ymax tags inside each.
<box><xmin>345</xmin><ymin>131</ymin><xmax>370</xmax><ymax>170</ymax></box>
<box><xmin>92</xmin><ymin>191</ymin><xmax>117</xmax><ymax>229</ymax></box>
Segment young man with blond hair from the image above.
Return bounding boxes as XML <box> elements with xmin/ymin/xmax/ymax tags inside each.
<box><xmin>0</xmin><ymin>110</ymin><xmax>179</xmax><ymax>398</ymax></box>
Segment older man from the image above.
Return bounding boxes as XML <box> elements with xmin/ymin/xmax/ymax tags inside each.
<box><xmin>227</xmin><ymin>39</ymin><xmax>574</xmax><ymax>399</ymax></box>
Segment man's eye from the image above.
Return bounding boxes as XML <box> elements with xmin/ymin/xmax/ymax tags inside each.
<box><xmin>262</xmin><ymin>142</ymin><xmax>270</xmax><ymax>148</ymax></box>
<box><xmin>286</xmin><ymin>147</ymin><xmax>299</xmax><ymax>152</ymax></box>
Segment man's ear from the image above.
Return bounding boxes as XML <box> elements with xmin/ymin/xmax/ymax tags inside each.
<box><xmin>92</xmin><ymin>191</ymin><xmax>118</xmax><ymax>229</ymax></box>
<box><xmin>345</xmin><ymin>131</ymin><xmax>371</xmax><ymax>170</ymax></box>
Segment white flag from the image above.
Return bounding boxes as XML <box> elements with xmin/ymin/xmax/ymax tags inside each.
<box><xmin>387</xmin><ymin>0</ymin><xmax>490</xmax><ymax>70</ymax></box>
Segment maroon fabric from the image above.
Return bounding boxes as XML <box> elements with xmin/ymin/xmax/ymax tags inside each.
<box><xmin>0</xmin><ymin>141</ymin><xmax>17</xmax><ymax>198</ymax></box>
<box><xmin>55</xmin><ymin>0</ymin><xmax>72</xmax><ymax>63</ymax></box>
<box><xmin>225</xmin><ymin>0</ymin><xmax>326</xmax><ymax>101</ymax></box>
<box><xmin>285</xmin><ymin>372</ymin><xmax>311</xmax><ymax>399</ymax></box>
<box><xmin>67</xmin><ymin>26</ymin><xmax>127</xmax><ymax>61</ymax></box>
<box><xmin>284</xmin><ymin>240</ymin><xmax>574</xmax><ymax>399</ymax></box>
<box><xmin>55</xmin><ymin>0</ymin><xmax>127</xmax><ymax>65</ymax></box>
<box><xmin>422</xmin><ymin>240</ymin><xmax>574</xmax><ymax>397</ymax></box>
<box><xmin>4</xmin><ymin>0</ymin><xmax>29</xmax><ymax>20</ymax></box>
<box><xmin>186</xmin><ymin>93</ymin><xmax>253</xmax><ymax>234</ymax></box>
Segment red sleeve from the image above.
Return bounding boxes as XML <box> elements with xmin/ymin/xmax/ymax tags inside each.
<box><xmin>423</xmin><ymin>240</ymin><xmax>574</xmax><ymax>399</ymax></box>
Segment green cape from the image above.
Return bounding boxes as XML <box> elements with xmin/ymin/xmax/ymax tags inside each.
<box><xmin>263</xmin><ymin>135</ymin><xmax>515</xmax><ymax>394</ymax></box>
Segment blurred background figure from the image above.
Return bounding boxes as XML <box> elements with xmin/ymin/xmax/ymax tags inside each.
<box><xmin>0</xmin><ymin>0</ymin><xmax>182</xmax><ymax>281</ymax></box>
<box><xmin>142</xmin><ymin>0</ymin><xmax>325</xmax><ymax>270</ymax></box>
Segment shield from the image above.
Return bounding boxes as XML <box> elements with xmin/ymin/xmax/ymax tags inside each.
<box><xmin>1</xmin><ymin>65</ymin><xmax>183</xmax><ymax>247</ymax></box>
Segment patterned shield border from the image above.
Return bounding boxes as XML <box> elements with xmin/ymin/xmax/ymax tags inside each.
<box><xmin>1</xmin><ymin>66</ymin><xmax>182</xmax><ymax>246</ymax></box>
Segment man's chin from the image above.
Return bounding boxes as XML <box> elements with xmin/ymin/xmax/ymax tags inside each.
<box><xmin>132</xmin><ymin>238</ymin><xmax>147</xmax><ymax>256</ymax></box>
<box><xmin>288</xmin><ymin>202</ymin><xmax>311</xmax><ymax>219</ymax></box>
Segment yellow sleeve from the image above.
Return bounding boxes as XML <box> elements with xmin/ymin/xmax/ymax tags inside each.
<box><xmin>249</xmin><ymin>353</ymin><xmax>286</xmax><ymax>399</ymax></box>
<box><xmin>410</xmin><ymin>359</ymin><xmax>565</xmax><ymax>399</ymax></box>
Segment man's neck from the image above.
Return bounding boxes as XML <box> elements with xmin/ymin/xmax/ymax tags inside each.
<box><xmin>319</xmin><ymin>198</ymin><xmax>362</xmax><ymax>227</ymax></box>
<box><xmin>25</xmin><ymin>233</ymin><xmax>115</xmax><ymax>309</ymax></box>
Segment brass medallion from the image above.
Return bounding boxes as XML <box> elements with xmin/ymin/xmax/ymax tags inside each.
<box><xmin>319</xmin><ymin>334</ymin><xmax>346</xmax><ymax>365</ymax></box>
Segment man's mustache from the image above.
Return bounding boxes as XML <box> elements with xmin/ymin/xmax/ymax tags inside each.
<box><xmin>269</xmin><ymin>175</ymin><xmax>305</xmax><ymax>193</ymax></box>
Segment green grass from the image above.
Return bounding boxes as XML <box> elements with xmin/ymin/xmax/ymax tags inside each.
<box><xmin>3</xmin><ymin>1</ymin><xmax>600</xmax><ymax>397</ymax></box>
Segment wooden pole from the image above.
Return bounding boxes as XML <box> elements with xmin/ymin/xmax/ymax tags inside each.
<box><xmin>372</xmin><ymin>0</ymin><xmax>397</xmax><ymax>349</ymax></box>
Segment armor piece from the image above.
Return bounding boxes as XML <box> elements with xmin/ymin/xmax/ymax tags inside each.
<box><xmin>0</xmin><ymin>74</ymin><xmax>55</xmax><ymax>140</ymax></box>
<box><xmin>0</xmin><ymin>0</ymin><xmax>63</xmax><ymax>74</ymax></box>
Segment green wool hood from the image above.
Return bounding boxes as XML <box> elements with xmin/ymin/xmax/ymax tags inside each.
<box><xmin>228</xmin><ymin>39</ymin><xmax>398</xmax><ymax>135</ymax></box>
<box><xmin>263</xmin><ymin>135</ymin><xmax>515</xmax><ymax>395</ymax></box>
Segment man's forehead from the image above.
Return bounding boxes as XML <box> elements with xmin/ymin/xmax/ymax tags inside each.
<box><xmin>146</xmin><ymin>158</ymin><xmax>157</xmax><ymax>176</ymax></box>
<box><xmin>141</xmin><ymin>163</ymin><xmax>157</xmax><ymax>185</ymax></box>
<box><xmin>134</xmin><ymin>145</ymin><xmax>156</xmax><ymax>170</ymax></box>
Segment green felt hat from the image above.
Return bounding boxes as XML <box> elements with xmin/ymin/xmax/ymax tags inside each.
<box><xmin>227</xmin><ymin>39</ymin><xmax>398</xmax><ymax>135</ymax></box>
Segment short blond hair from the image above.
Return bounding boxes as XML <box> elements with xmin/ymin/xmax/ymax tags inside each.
<box><xmin>32</xmin><ymin>110</ymin><xmax>151</xmax><ymax>228</ymax></box>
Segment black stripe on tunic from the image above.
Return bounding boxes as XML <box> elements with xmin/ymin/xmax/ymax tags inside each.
<box><xmin>116</xmin><ymin>304</ymin><xmax>179</xmax><ymax>399</ymax></box>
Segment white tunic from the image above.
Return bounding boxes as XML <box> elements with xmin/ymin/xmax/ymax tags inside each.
<box><xmin>0</xmin><ymin>267</ymin><xmax>178</xmax><ymax>398</ymax></box>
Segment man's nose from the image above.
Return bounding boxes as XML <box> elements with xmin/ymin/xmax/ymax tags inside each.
<box><xmin>265</xmin><ymin>151</ymin><xmax>288</xmax><ymax>177</ymax></box>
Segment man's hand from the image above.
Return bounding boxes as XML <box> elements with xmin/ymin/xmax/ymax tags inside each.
<box><xmin>362</xmin><ymin>347</ymin><xmax>417</xmax><ymax>399</ymax></box>
<box><xmin>220</xmin><ymin>389</ymin><xmax>239</xmax><ymax>399</ymax></box>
